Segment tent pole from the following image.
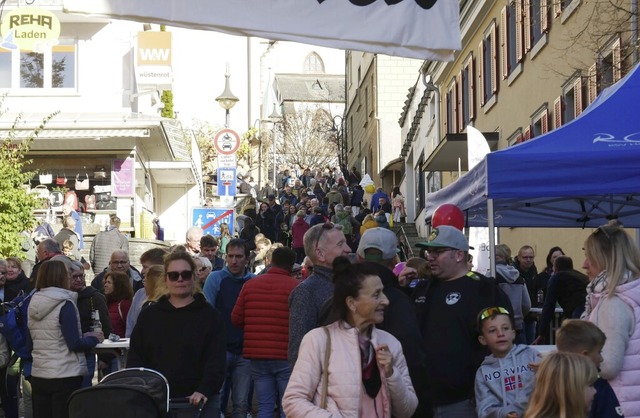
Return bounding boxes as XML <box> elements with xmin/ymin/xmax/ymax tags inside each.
<box><xmin>488</xmin><ymin>198</ymin><xmax>496</xmax><ymax>278</ymax></box>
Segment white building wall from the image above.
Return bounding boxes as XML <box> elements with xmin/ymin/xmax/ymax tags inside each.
<box><xmin>376</xmin><ymin>56</ymin><xmax>422</xmax><ymax>172</ymax></box>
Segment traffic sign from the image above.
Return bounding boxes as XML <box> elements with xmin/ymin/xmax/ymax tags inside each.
<box><xmin>217</xmin><ymin>154</ymin><xmax>237</xmax><ymax>168</ymax></box>
<box><xmin>213</xmin><ymin>129</ymin><xmax>240</xmax><ymax>155</ymax></box>
<box><xmin>192</xmin><ymin>207</ymin><xmax>235</xmax><ymax>236</ymax></box>
<box><xmin>217</xmin><ymin>167</ymin><xmax>237</xmax><ymax>196</ymax></box>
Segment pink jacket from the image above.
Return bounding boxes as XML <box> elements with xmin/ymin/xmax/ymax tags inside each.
<box><xmin>282</xmin><ymin>321</ymin><xmax>417</xmax><ymax>418</ymax></box>
<box><xmin>589</xmin><ymin>278</ymin><xmax>640</xmax><ymax>417</ymax></box>
<box><xmin>291</xmin><ymin>217</ymin><xmax>310</xmax><ymax>249</ymax></box>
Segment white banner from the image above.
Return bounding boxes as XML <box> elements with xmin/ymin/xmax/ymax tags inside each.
<box><xmin>63</xmin><ymin>0</ymin><xmax>460</xmax><ymax>60</ymax></box>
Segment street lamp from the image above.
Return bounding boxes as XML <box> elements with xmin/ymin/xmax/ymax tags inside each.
<box><xmin>268</xmin><ymin>103</ymin><xmax>282</xmax><ymax>188</ymax></box>
<box><xmin>216</xmin><ymin>64</ymin><xmax>239</xmax><ymax>128</ymax></box>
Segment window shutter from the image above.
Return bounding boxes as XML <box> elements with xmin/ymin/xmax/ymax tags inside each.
<box><xmin>469</xmin><ymin>56</ymin><xmax>476</xmax><ymax>121</ymax></box>
<box><xmin>453</xmin><ymin>79</ymin><xmax>459</xmax><ymax>133</ymax></box>
<box><xmin>523</xmin><ymin>125</ymin><xmax>532</xmax><ymax>141</ymax></box>
<box><xmin>553</xmin><ymin>0</ymin><xmax>562</xmax><ymax>17</ymax></box>
<box><xmin>541</xmin><ymin>0</ymin><xmax>549</xmax><ymax>32</ymax></box>
<box><xmin>541</xmin><ymin>108</ymin><xmax>549</xmax><ymax>133</ymax></box>
<box><xmin>524</xmin><ymin>0</ymin><xmax>532</xmax><ymax>52</ymax></box>
<box><xmin>612</xmin><ymin>37</ymin><xmax>622</xmax><ymax>81</ymax></box>
<box><xmin>491</xmin><ymin>21</ymin><xmax>498</xmax><ymax>94</ymax></box>
<box><xmin>587</xmin><ymin>63</ymin><xmax>598</xmax><ymax>104</ymax></box>
<box><xmin>553</xmin><ymin>96</ymin><xmax>562</xmax><ymax>129</ymax></box>
<box><xmin>445</xmin><ymin>89</ymin><xmax>451</xmax><ymax>134</ymax></box>
<box><xmin>457</xmin><ymin>72</ymin><xmax>464</xmax><ymax>130</ymax></box>
<box><xmin>501</xmin><ymin>7</ymin><xmax>509</xmax><ymax>79</ymax></box>
<box><xmin>574</xmin><ymin>77</ymin><xmax>584</xmax><ymax>117</ymax></box>
<box><xmin>515</xmin><ymin>132</ymin><xmax>524</xmax><ymax>144</ymax></box>
<box><xmin>516</xmin><ymin>0</ymin><xmax>524</xmax><ymax>62</ymax></box>
<box><xmin>478</xmin><ymin>41</ymin><xmax>485</xmax><ymax>106</ymax></box>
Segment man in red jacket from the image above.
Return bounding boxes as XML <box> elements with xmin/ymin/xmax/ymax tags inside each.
<box><xmin>231</xmin><ymin>247</ymin><xmax>299</xmax><ymax>418</ymax></box>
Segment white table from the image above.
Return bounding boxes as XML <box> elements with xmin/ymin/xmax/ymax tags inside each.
<box><xmin>96</xmin><ymin>338</ymin><xmax>130</xmax><ymax>371</ymax></box>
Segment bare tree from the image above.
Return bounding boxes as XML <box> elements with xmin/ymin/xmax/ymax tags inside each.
<box><xmin>272</xmin><ymin>105</ymin><xmax>339</xmax><ymax>171</ymax></box>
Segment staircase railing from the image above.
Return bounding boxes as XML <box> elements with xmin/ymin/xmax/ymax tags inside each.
<box><xmin>395</xmin><ymin>225</ymin><xmax>415</xmax><ymax>261</ymax></box>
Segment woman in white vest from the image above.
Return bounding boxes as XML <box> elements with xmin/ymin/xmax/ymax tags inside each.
<box><xmin>28</xmin><ymin>259</ymin><xmax>104</xmax><ymax>418</ymax></box>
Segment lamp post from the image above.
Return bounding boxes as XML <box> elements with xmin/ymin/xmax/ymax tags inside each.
<box><xmin>268</xmin><ymin>104</ymin><xmax>282</xmax><ymax>188</ymax></box>
<box><xmin>216</xmin><ymin>64</ymin><xmax>239</xmax><ymax>128</ymax></box>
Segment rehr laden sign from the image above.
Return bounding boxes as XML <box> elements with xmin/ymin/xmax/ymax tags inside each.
<box><xmin>0</xmin><ymin>7</ymin><xmax>61</xmax><ymax>52</ymax></box>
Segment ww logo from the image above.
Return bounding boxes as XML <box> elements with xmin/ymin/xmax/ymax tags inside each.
<box><xmin>139</xmin><ymin>48</ymin><xmax>170</xmax><ymax>61</ymax></box>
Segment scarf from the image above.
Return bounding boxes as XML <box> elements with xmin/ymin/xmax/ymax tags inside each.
<box><xmin>358</xmin><ymin>328</ymin><xmax>381</xmax><ymax>398</ymax></box>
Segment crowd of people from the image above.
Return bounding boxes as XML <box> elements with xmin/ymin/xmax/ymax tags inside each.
<box><xmin>1</xmin><ymin>179</ymin><xmax>639</xmax><ymax>418</ymax></box>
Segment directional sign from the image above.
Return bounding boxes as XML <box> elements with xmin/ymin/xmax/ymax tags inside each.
<box><xmin>213</xmin><ymin>128</ymin><xmax>241</xmax><ymax>155</ymax></box>
<box><xmin>192</xmin><ymin>207</ymin><xmax>234</xmax><ymax>237</ymax></box>
<box><xmin>217</xmin><ymin>167</ymin><xmax>237</xmax><ymax>197</ymax></box>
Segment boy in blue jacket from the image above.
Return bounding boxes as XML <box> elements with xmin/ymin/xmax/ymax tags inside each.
<box><xmin>474</xmin><ymin>306</ymin><xmax>540</xmax><ymax>418</ymax></box>
<box><xmin>556</xmin><ymin>319</ymin><xmax>624</xmax><ymax>418</ymax></box>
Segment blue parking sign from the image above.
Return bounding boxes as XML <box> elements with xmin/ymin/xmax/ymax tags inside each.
<box><xmin>217</xmin><ymin>167</ymin><xmax>237</xmax><ymax>196</ymax></box>
<box><xmin>192</xmin><ymin>207</ymin><xmax>235</xmax><ymax>237</ymax></box>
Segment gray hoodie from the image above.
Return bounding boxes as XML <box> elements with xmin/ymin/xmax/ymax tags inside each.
<box><xmin>474</xmin><ymin>344</ymin><xmax>540</xmax><ymax>418</ymax></box>
<box><xmin>495</xmin><ymin>264</ymin><xmax>531</xmax><ymax>331</ymax></box>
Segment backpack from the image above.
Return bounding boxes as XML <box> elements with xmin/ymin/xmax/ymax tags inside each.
<box><xmin>0</xmin><ymin>289</ymin><xmax>37</xmax><ymax>371</ymax></box>
<box><xmin>335</xmin><ymin>214</ymin><xmax>353</xmax><ymax>236</ymax></box>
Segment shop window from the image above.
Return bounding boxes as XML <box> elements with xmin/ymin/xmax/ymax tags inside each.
<box><xmin>478</xmin><ymin>20</ymin><xmax>498</xmax><ymax>109</ymax></box>
<box><xmin>303</xmin><ymin>52</ymin><xmax>325</xmax><ymax>74</ymax></box>
<box><xmin>2</xmin><ymin>39</ymin><xmax>77</xmax><ymax>91</ymax></box>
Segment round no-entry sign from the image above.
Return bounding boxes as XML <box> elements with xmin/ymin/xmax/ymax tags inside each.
<box><xmin>213</xmin><ymin>129</ymin><xmax>241</xmax><ymax>155</ymax></box>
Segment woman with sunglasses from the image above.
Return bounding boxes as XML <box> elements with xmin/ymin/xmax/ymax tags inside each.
<box><xmin>582</xmin><ymin>220</ymin><xmax>640</xmax><ymax>417</ymax></box>
<box><xmin>127</xmin><ymin>251</ymin><xmax>226</xmax><ymax>417</ymax></box>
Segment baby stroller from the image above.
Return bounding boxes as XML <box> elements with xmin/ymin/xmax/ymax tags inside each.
<box><xmin>68</xmin><ymin>367</ymin><xmax>202</xmax><ymax>418</ymax></box>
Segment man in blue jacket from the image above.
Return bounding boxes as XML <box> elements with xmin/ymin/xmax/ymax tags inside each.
<box><xmin>204</xmin><ymin>239</ymin><xmax>254</xmax><ymax>418</ymax></box>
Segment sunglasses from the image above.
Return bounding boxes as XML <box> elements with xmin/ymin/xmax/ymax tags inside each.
<box><xmin>478</xmin><ymin>306</ymin><xmax>510</xmax><ymax>322</ymax></box>
<box><xmin>71</xmin><ymin>274</ymin><xmax>86</xmax><ymax>280</ymax></box>
<box><xmin>426</xmin><ymin>247</ymin><xmax>456</xmax><ymax>258</ymax></box>
<box><xmin>595</xmin><ymin>225</ymin><xmax>619</xmax><ymax>241</ymax></box>
<box><xmin>198</xmin><ymin>267</ymin><xmax>209</xmax><ymax>272</ymax></box>
<box><xmin>315</xmin><ymin>222</ymin><xmax>336</xmax><ymax>247</ymax></box>
<box><xmin>166</xmin><ymin>271</ymin><xmax>194</xmax><ymax>281</ymax></box>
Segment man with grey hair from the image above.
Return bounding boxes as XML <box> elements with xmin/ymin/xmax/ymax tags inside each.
<box><xmin>287</xmin><ymin>222</ymin><xmax>351</xmax><ymax>365</ymax></box>
<box><xmin>30</xmin><ymin>238</ymin><xmax>63</xmax><ymax>283</ymax></box>
<box><xmin>91</xmin><ymin>250</ymin><xmax>143</xmax><ymax>293</ymax></box>
<box><xmin>185</xmin><ymin>226</ymin><xmax>203</xmax><ymax>256</ymax></box>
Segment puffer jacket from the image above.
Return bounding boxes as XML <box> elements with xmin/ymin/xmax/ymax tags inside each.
<box><xmin>28</xmin><ymin>287</ymin><xmax>88</xmax><ymax>379</ymax></box>
<box><xmin>283</xmin><ymin>321</ymin><xmax>418</xmax><ymax>418</ymax></box>
<box><xmin>589</xmin><ymin>277</ymin><xmax>640</xmax><ymax>418</ymax></box>
<box><xmin>495</xmin><ymin>264</ymin><xmax>531</xmax><ymax>331</ymax></box>
<box><xmin>89</xmin><ymin>227</ymin><xmax>129</xmax><ymax>273</ymax></box>
<box><xmin>231</xmin><ymin>267</ymin><xmax>299</xmax><ymax>359</ymax></box>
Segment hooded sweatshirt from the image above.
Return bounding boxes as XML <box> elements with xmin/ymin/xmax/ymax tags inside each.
<box><xmin>495</xmin><ymin>264</ymin><xmax>531</xmax><ymax>331</ymax></box>
<box><xmin>474</xmin><ymin>344</ymin><xmax>540</xmax><ymax>418</ymax></box>
<box><xmin>127</xmin><ymin>293</ymin><xmax>226</xmax><ymax>398</ymax></box>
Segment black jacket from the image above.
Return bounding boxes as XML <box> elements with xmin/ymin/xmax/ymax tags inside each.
<box><xmin>5</xmin><ymin>271</ymin><xmax>32</xmax><ymax>302</ymax></box>
<box><xmin>127</xmin><ymin>293</ymin><xmax>227</xmax><ymax>398</ymax></box>
<box><xmin>76</xmin><ymin>286</ymin><xmax>112</xmax><ymax>336</ymax></box>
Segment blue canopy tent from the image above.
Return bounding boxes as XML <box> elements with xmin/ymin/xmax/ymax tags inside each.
<box><xmin>425</xmin><ymin>63</ymin><xmax>640</xmax><ymax>229</ymax></box>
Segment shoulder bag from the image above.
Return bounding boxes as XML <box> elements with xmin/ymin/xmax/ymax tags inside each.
<box><xmin>75</xmin><ymin>174</ymin><xmax>90</xmax><ymax>191</ymax></box>
<box><xmin>320</xmin><ymin>326</ymin><xmax>331</xmax><ymax>409</ymax></box>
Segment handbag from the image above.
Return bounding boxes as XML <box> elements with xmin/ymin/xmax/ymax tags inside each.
<box><xmin>31</xmin><ymin>185</ymin><xmax>50</xmax><ymax>200</ymax></box>
<box><xmin>96</xmin><ymin>198</ymin><xmax>116</xmax><ymax>210</ymax></box>
<box><xmin>94</xmin><ymin>185</ymin><xmax>111</xmax><ymax>194</ymax></box>
<box><xmin>49</xmin><ymin>191</ymin><xmax>64</xmax><ymax>208</ymax></box>
<box><xmin>65</xmin><ymin>190</ymin><xmax>79</xmax><ymax>211</ymax></box>
<box><xmin>320</xmin><ymin>326</ymin><xmax>331</xmax><ymax>410</ymax></box>
<box><xmin>56</xmin><ymin>175</ymin><xmax>67</xmax><ymax>186</ymax></box>
<box><xmin>75</xmin><ymin>174</ymin><xmax>90</xmax><ymax>191</ymax></box>
<box><xmin>39</xmin><ymin>173</ymin><xmax>52</xmax><ymax>185</ymax></box>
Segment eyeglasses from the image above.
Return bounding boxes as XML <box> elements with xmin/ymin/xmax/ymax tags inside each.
<box><xmin>315</xmin><ymin>222</ymin><xmax>336</xmax><ymax>248</ymax></box>
<box><xmin>479</xmin><ymin>306</ymin><xmax>510</xmax><ymax>322</ymax></box>
<box><xmin>71</xmin><ymin>274</ymin><xmax>86</xmax><ymax>280</ymax></box>
<box><xmin>111</xmin><ymin>260</ymin><xmax>129</xmax><ymax>265</ymax></box>
<box><xmin>426</xmin><ymin>248</ymin><xmax>456</xmax><ymax>258</ymax></box>
<box><xmin>166</xmin><ymin>270</ymin><xmax>194</xmax><ymax>281</ymax></box>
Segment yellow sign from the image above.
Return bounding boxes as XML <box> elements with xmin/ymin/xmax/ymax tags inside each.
<box><xmin>0</xmin><ymin>7</ymin><xmax>61</xmax><ymax>52</ymax></box>
<box><xmin>135</xmin><ymin>31</ymin><xmax>173</xmax><ymax>90</ymax></box>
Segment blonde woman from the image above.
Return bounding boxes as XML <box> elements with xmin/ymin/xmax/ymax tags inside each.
<box><xmin>582</xmin><ymin>220</ymin><xmax>640</xmax><ymax>417</ymax></box>
<box><xmin>524</xmin><ymin>352</ymin><xmax>597</xmax><ymax>418</ymax></box>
